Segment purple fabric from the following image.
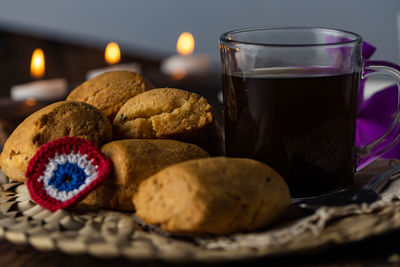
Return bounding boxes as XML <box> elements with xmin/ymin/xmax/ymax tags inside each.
<box><xmin>356</xmin><ymin>85</ymin><xmax>397</xmax><ymax>144</ymax></box>
<box><xmin>356</xmin><ymin>41</ymin><xmax>399</xmax><ymax>160</ymax></box>
<box><xmin>322</xmin><ymin>37</ymin><xmax>397</xmax><ymax>163</ymax></box>
<box><xmin>362</xmin><ymin>41</ymin><xmax>377</xmax><ymax>59</ymax></box>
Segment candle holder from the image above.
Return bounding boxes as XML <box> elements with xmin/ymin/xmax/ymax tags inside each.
<box><xmin>160</xmin><ymin>32</ymin><xmax>211</xmax><ymax>78</ymax></box>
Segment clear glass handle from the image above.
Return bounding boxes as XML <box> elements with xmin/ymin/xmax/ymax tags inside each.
<box><xmin>356</xmin><ymin>60</ymin><xmax>400</xmax><ymax>171</ymax></box>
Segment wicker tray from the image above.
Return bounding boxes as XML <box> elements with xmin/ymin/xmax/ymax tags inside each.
<box><xmin>1</xmin><ymin>160</ymin><xmax>400</xmax><ymax>262</ymax></box>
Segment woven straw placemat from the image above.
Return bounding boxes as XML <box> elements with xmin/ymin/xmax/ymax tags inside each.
<box><xmin>0</xmin><ymin>160</ymin><xmax>400</xmax><ymax>262</ymax></box>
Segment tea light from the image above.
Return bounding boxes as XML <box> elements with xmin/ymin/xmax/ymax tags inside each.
<box><xmin>161</xmin><ymin>32</ymin><xmax>211</xmax><ymax>77</ymax></box>
<box><xmin>86</xmin><ymin>62</ymin><xmax>142</xmax><ymax>80</ymax></box>
<box><xmin>11</xmin><ymin>48</ymin><xmax>68</xmax><ymax>101</ymax></box>
<box><xmin>11</xmin><ymin>79</ymin><xmax>67</xmax><ymax>101</ymax></box>
<box><xmin>86</xmin><ymin>42</ymin><xmax>142</xmax><ymax>80</ymax></box>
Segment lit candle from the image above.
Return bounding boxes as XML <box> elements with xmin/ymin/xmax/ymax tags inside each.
<box><xmin>10</xmin><ymin>48</ymin><xmax>68</xmax><ymax>101</ymax></box>
<box><xmin>86</xmin><ymin>42</ymin><xmax>142</xmax><ymax>80</ymax></box>
<box><xmin>161</xmin><ymin>32</ymin><xmax>211</xmax><ymax>78</ymax></box>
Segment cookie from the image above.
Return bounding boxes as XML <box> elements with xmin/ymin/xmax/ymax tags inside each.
<box><xmin>81</xmin><ymin>139</ymin><xmax>209</xmax><ymax>210</ymax></box>
<box><xmin>133</xmin><ymin>157</ymin><xmax>291</xmax><ymax>235</ymax></box>
<box><xmin>67</xmin><ymin>71</ymin><xmax>154</xmax><ymax>121</ymax></box>
<box><xmin>0</xmin><ymin>101</ymin><xmax>112</xmax><ymax>182</ymax></box>
<box><xmin>113</xmin><ymin>88</ymin><xmax>221</xmax><ymax>155</ymax></box>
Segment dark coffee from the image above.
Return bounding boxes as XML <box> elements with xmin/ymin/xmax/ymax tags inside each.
<box><xmin>223</xmin><ymin>67</ymin><xmax>360</xmax><ymax>197</ymax></box>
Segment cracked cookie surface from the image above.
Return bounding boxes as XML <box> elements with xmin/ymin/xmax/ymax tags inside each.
<box><xmin>0</xmin><ymin>101</ymin><xmax>112</xmax><ymax>182</ymax></box>
<box><xmin>82</xmin><ymin>139</ymin><xmax>209</xmax><ymax>210</ymax></box>
<box><xmin>113</xmin><ymin>88</ymin><xmax>213</xmax><ymax>139</ymax></box>
<box><xmin>67</xmin><ymin>71</ymin><xmax>154</xmax><ymax>121</ymax></box>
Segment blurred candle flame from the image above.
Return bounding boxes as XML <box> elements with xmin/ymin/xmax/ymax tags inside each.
<box><xmin>30</xmin><ymin>48</ymin><xmax>45</xmax><ymax>79</ymax></box>
<box><xmin>176</xmin><ymin>32</ymin><xmax>194</xmax><ymax>55</ymax></box>
<box><xmin>105</xmin><ymin>42</ymin><xmax>121</xmax><ymax>64</ymax></box>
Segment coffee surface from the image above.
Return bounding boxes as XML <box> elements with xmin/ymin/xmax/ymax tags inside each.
<box><xmin>223</xmin><ymin>67</ymin><xmax>360</xmax><ymax>197</ymax></box>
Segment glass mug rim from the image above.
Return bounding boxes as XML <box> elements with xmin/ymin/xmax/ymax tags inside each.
<box><xmin>219</xmin><ymin>27</ymin><xmax>363</xmax><ymax>48</ymax></box>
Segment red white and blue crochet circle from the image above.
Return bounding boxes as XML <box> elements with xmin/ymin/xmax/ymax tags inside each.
<box><xmin>26</xmin><ymin>137</ymin><xmax>111</xmax><ymax>211</ymax></box>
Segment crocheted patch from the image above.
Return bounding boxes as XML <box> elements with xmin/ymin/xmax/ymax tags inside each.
<box><xmin>26</xmin><ymin>137</ymin><xmax>111</xmax><ymax>211</ymax></box>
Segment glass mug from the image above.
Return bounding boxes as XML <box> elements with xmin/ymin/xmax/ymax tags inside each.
<box><xmin>219</xmin><ymin>27</ymin><xmax>400</xmax><ymax>198</ymax></box>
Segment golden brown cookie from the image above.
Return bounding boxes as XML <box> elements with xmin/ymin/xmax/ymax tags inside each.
<box><xmin>0</xmin><ymin>101</ymin><xmax>112</xmax><ymax>182</ymax></box>
<box><xmin>133</xmin><ymin>157</ymin><xmax>291</xmax><ymax>235</ymax></box>
<box><xmin>67</xmin><ymin>71</ymin><xmax>154</xmax><ymax>121</ymax></box>
<box><xmin>113</xmin><ymin>88</ymin><xmax>221</xmax><ymax>155</ymax></box>
<box><xmin>81</xmin><ymin>139</ymin><xmax>209</xmax><ymax>210</ymax></box>
<box><xmin>113</xmin><ymin>88</ymin><xmax>213</xmax><ymax>138</ymax></box>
